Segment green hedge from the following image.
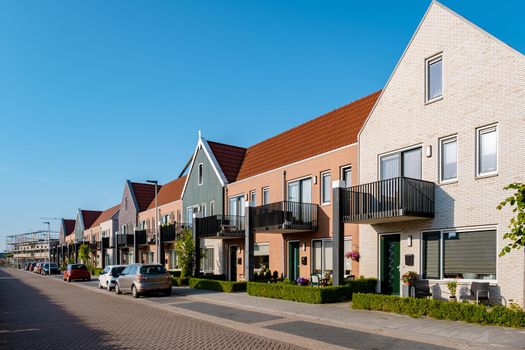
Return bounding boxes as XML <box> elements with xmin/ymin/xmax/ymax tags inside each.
<box><xmin>247</xmin><ymin>278</ymin><xmax>377</xmax><ymax>304</ymax></box>
<box><xmin>189</xmin><ymin>278</ymin><xmax>247</xmax><ymax>293</ymax></box>
<box><xmin>352</xmin><ymin>293</ymin><xmax>525</xmax><ymax>328</ymax></box>
<box><xmin>172</xmin><ymin>277</ymin><xmax>190</xmax><ymax>286</ymax></box>
<box><xmin>90</xmin><ymin>267</ymin><xmax>103</xmax><ymax>276</ymax></box>
<box><xmin>169</xmin><ymin>270</ymin><xmax>181</xmax><ymax>277</ymax></box>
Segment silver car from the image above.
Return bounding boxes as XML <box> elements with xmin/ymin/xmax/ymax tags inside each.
<box><xmin>115</xmin><ymin>264</ymin><xmax>172</xmax><ymax>298</ymax></box>
<box><xmin>98</xmin><ymin>265</ymin><xmax>127</xmax><ymax>291</ymax></box>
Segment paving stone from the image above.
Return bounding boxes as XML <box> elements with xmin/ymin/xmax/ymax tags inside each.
<box><xmin>175</xmin><ymin>301</ymin><xmax>282</xmax><ymax>324</ymax></box>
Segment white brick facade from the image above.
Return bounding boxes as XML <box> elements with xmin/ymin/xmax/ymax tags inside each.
<box><xmin>358</xmin><ymin>3</ymin><xmax>525</xmax><ymax>304</ymax></box>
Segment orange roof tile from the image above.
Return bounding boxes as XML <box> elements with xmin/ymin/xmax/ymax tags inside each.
<box><xmin>235</xmin><ymin>91</ymin><xmax>381</xmax><ymax>180</ymax></box>
<box><xmin>207</xmin><ymin>141</ymin><xmax>246</xmax><ymax>182</ymax></box>
<box><xmin>147</xmin><ymin>176</ymin><xmax>186</xmax><ymax>210</ymax></box>
<box><xmin>131</xmin><ymin>182</ymin><xmax>160</xmax><ymax>212</ymax></box>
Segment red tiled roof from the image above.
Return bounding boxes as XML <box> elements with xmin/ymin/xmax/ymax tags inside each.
<box><xmin>147</xmin><ymin>176</ymin><xmax>186</xmax><ymax>210</ymax></box>
<box><xmin>207</xmin><ymin>141</ymin><xmax>246</xmax><ymax>182</ymax></box>
<box><xmin>235</xmin><ymin>91</ymin><xmax>381</xmax><ymax>180</ymax></box>
<box><xmin>64</xmin><ymin>219</ymin><xmax>75</xmax><ymax>236</ymax></box>
<box><xmin>81</xmin><ymin>210</ymin><xmax>103</xmax><ymax>230</ymax></box>
<box><xmin>91</xmin><ymin>204</ymin><xmax>120</xmax><ymax>227</ymax></box>
<box><xmin>131</xmin><ymin>182</ymin><xmax>161</xmax><ymax>212</ymax></box>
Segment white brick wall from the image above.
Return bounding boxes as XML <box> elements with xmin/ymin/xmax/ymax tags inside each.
<box><xmin>358</xmin><ymin>3</ymin><xmax>525</xmax><ymax>304</ymax></box>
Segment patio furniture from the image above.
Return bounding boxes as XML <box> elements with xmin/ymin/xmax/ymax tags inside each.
<box><xmin>411</xmin><ymin>279</ymin><xmax>432</xmax><ymax>298</ymax></box>
<box><xmin>465</xmin><ymin>282</ymin><xmax>490</xmax><ymax>304</ymax></box>
<box><xmin>310</xmin><ymin>273</ymin><xmax>322</xmax><ymax>287</ymax></box>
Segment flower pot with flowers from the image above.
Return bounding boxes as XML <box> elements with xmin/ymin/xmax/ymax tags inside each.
<box><xmin>401</xmin><ymin>271</ymin><xmax>418</xmax><ymax>286</ymax></box>
<box><xmin>296</xmin><ymin>277</ymin><xmax>309</xmax><ymax>286</ymax></box>
<box><xmin>345</xmin><ymin>250</ymin><xmax>360</xmax><ymax>262</ymax></box>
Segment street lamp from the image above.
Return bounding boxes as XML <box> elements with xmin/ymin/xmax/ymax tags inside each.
<box><xmin>146</xmin><ymin>180</ymin><xmax>160</xmax><ymax>265</ymax></box>
<box><xmin>44</xmin><ymin>222</ymin><xmax>50</xmax><ymax>274</ymax></box>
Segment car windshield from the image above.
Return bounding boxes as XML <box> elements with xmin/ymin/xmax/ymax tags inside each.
<box><xmin>139</xmin><ymin>266</ymin><xmax>167</xmax><ymax>275</ymax></box>
<box><xmin>71</xmin><ymin>264</ymin><xmax>87</xmax><ymax>270</ymax></box>
<box><xmin>111</xmin><ymin>267</ymin><xmax>126</xmax><ymax>277</ymax></box>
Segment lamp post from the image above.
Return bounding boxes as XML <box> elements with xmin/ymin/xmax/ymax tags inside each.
<box><xmin>44</xmin><ymin>222</ymin><xmax>50</xmax><ymax>274</ymax></box>
<box><xmin>146</xmin><ymin>180</ymin><xmax>160</xmax><ymax>264</ymax></box>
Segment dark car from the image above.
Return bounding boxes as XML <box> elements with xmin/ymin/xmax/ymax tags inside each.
<box><xmin>63</xmin><ymin>264</ymin><xmax>91</xmax><ymax>282</ymax></box>
<box><xmin>24</xmin><ymin>262</ymin><xmax>32</xmax><ymax>271</ymax></box>
<box><xmin>27</xmin><ymin>262</ymin><xmax>36</xmax><ymax>271</ymax></box>
<box><xmin>41</xmin><ymin>262</ymin><xmax>60</xmax><ymax>275</ymax></box>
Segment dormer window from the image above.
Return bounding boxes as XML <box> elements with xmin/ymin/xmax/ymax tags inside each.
<box><xmin>426</xmin><ymin>54</ymin><xmax>443</xmax><ymax>103</ymax></box>
<box><xmin>198</xmin><ymin>163</ymin><xmax>203</xmax><ymax>185</ymax></box>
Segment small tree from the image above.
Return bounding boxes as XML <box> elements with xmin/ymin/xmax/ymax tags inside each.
<box><xmin>498</xmin><ymin>183</ymin><xmax>525</xmax><ymax>256</ymax></box>
<box><xmin>175</xmin><ymin>229</ymin><xmax>195</xmax><ymax>278</ymax></box>
<box><xmin>78</xmin><ymin>243</ymin><xmax>90</xmax><ymax>264</ymax></box>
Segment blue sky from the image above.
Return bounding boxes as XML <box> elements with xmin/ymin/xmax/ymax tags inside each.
<box><xmin>0</xmin><ymin>0</ymin><xmax>523</xmax><ymax>250</ymax></box>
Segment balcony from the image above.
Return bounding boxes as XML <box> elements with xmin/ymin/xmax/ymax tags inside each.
<box><xmin>135</xmin><ymin>229</ymin><xmax>156</xmax><ymax>245</ymax></box>
<box><xmin>251</xmin><ymin>201</ymin><xmax>318</xmax><ymax>233</ymax></box>
<box><xmin>196</xmin><ymin>215</ymin><xmax>245</xmax><ymax>239</ymax></box>
<box><xmin>116</xmin><ymin>234</ymin><xmax>134</xmax><ymax>246</ymax></box>
<box><xmin>343</xmin><ymin>177</ymin><xmax>435</xmax><ymax>224</ymax></box>
<box><xmin>161</xmin><ymin>223</ymin><xmax>189</xmax><ymax>242</ymax></box>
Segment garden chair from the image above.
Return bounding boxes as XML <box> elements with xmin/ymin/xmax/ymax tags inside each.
<box><xmin>411</xmin><ymin>279</ymin><xmax>432</xmax><ymax>298</ymax></box>
<box><xmin>465</xmin><ymin>282</ymin><xmax>490</xmax><ymax>304</ymax></box>
<box><xmin>310</xmin><ymin>273</ymin><xmax>322</xmax><ymax>287</ymax></box>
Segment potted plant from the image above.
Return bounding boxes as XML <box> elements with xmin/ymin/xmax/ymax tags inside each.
<box><xmin>296</xmin><ymin>277</ymin><xmax>309</xmax><ymax>286</ymax></box>
<box><xmin>401</xmin><ymin>271</ymin><xmax>418</xmax><ymax>286</ymax></box>
<box><xmin>345</xmin><ymin>250</ymin><xmax>360</xmax><ymax>262</ymax></box>
<box><xmin>447</xmin><ymin>281</ymin><xmax>457</xmax><ymax>301</ymax></box>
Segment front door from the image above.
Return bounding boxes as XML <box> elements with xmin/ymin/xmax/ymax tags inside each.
<box><xmin>288</xmin><ymin>241</ymin><xmax>300</xmax><ymax>281</ymax></box>
<box><xmin>229</xmin><ymin>245</ymin><xmax>237</xmax><ymax>281</ymax></box>
<box><xmin>380</xmin><ymin>234</ymin><xmax>400</xmax><ymax>295</ymax></box>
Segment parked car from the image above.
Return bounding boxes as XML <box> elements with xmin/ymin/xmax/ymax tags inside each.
<box><xmin>41</xmin><ymin>262</ymin><xmax>60</xmax><ymax>275</ymax></box>
<box><xmin>98</xmin><ymin>265</ymin><xmax>127</xmax><ymax>291</ymax></box>
<box><xmin>24</xmin><ymin>262</ymin><xmax>32</xmax><ymax>271</ymax></box>
<box><xmin>115</xmin><ymin>264</ymin><xmax>172</xmax><ymax>298</ymax></box>
<box><xmin>27</xmin><ymin>262</ymin><xmax>36</xmax><ymax>271</ymax></box>
<box><xmin>33</xmin><ymin>263</ymin><xmax>42</xmax><ymax>274</ymax></box>
<box><xmin>63</xmin><ymin>264</ymin><xmax>91</xmax><ymax>282</ymax></box>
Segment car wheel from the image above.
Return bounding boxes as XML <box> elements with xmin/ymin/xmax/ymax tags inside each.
<box><xmin>106</xmin><ymin>282</ymin><xmax>111</xmax><ymax>291</ymax></box>
<box><xmin>115</xmin><ymin>283</ymin><xmax>122</xmax><ymax>294</ymax></box>
<box><xmin>163</xmin><ymin>288</ymin><xmax>172</xmax><ymax>297</ymax></box>
<box><xmin>98</xmin><ymin>281</ymin><xmax>103</xmax><ymax>289</ymax></box>
<box><xmin>132</xmin><ymin>285</ymin><xmax>140</xmax><ymax>298</ymax></box>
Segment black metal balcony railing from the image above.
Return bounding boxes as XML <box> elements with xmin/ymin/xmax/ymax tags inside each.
<box><xmin>102</xmin><ymin>237</ymin><xmax>109</xmax><ymax>249</ymax></box>
<box><xmin>251</xmin><ymin>201</ymin><xmax>318</xmax><ymax>233</ymax></box>
<box><xmin>197</xmin><ymin>215</ymin><xmax>245</xmax><ymax>239</ymax></box>
<box><xmin>161</xmin><ymin>223</ymin><xmax>189</xmax><ymax>242</ymax></box>
<box><xmin>343</xmin><ymin>177</ymin><xmax>435</xmax><ymax>224</ymax></box>
<box><xmin>135</xmin><ymin>229</ymin><xmax>156</xmax><ymax>245</ymax></box>
<box><xmin>116</xmin><ymin>234</ymin><xmax>134</xmax><ymax>246</ymax></box>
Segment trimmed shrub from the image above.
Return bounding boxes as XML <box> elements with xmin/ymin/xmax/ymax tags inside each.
<box><xmin>352</xmin><ymin>293</ymin><xmax>525</xmax><ymax>328</ymax></box>
<box><xmin>90</xmin><ymin>267</ymin><xmax>103</xmax><ymax>276</ymax></box>
<box><xmin>197</xmin><ymin>273</ymin><xmax>226</xmax><ymax>281</ymax></box>
<box><xmin>172</xmin><ymin>277</ymin><xmax>190</xmax><ymax>286</ymax></box>
<box><xmin>247</xmin><ymin>278</ymin><xmax>377</xmax><ymax>304</ymax></box>
<box><xmin>189</xmin><ymin>278</ymin><xmax>247</xmax><ymax>293</ymax></box>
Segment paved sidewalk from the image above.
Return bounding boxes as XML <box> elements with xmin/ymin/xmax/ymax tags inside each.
<box><xmin>172</xmin><ymin>287</ymin><xmax>525</xmax><ymax>350</ymax></box>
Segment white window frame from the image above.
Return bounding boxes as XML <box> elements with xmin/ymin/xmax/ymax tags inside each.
<box><xmin>341</xmin><ymin>165</ymin><xmax>352</xmax><ymax>188</ymax></box>
<box><xmin>202</xmin><ymin>203</ymin><xmax>207</xmax><ymax>217</ymax></box>
<box><xmin>262</xmin><ymin>187</ymin><xmax>270</xmax><ymax>205</ymax></box>
<box><xmin>378</xmin><ymin>144</ymin><xmax>423</xmax><ymax>180</ymax></box>
<box><xmin>425</xmin><ymin>53</ymin><xmax>443</xmax><ymax>104</ymax></box>
<box><xmin>420</xmin><ymin>226</ymin><xmax>497</xmax><ymax>283</ymax></box>
<box><xmin>476</xmin><ymin>124</ymin><xmax>498</xmax><ymax>178</ymax></box>
<box><xmin>249</xmin><ymin>190</ymin><xmax>257</xmax><ymax>206</ymax></box>
<box><xmin>320</xmin><ymin>171</ymin><xmax>331</xmax><ymax>205</ymax></box>
<box><xmin>197</xmin><ymin>163</ymin><xmax>204</xmax><ymax>185</ymax></box>
<box><xmin>310</xmin><ymin>238</ymin><xmax>334</xmax><ymax>275</ymax></box>
<box><xmin>439</xmin><ymin>135</ymin><xmax>458</xmax><ymax>184</ymax></box>
<box><xmin>209</xmin><ymin>201</ymin><xmax>215</xmax><ymax>216</ymax></box>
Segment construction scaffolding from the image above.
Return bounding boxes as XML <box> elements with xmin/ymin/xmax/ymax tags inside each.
<box><xmin>6</xmin><ymin>230</ymin><xmax>60</xmax><ymax>266</ymax></box>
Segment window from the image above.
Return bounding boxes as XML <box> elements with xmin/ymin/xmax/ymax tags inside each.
<box><xmin>210</xmin><ymin>201</ymin><xmax>215</xmax><ymax>216</ymax></box>
<box><xmin>161</xmin><ymin>214</ymin><xmax>170</xmax><ymax>225</ymax></box>
<box><xmin>321</xmin><ymin>172</ymin><xmax>331</xmax><ymax>204</ymax></box>
<box><xmin>426</xmin><ymin>55</ymin><xmax>442</xmax><ymax>102</ymax></box>
<box><xmin>249</xmin><ymin>191</ymin><xmax>257</xmax><ymax>206</ymax></box>
<box><xmin>440</xmin><ymin>136</ymin><xmax>457</xmax><ymax>182</ymax></box>
<box><xmin>254</xmin><ymin>242</ymin><xmax>269</xmax><ymax>271</ymax></box>
<box><xmin>262</xmin><ymin>188</ymin><xmax>270</xmax><ymax>205</ymax></box>
<box><xmin>169</xmin><ymin>249</ymin><xmax>178</xmax><ymax>269</ymax></box>
<box><xmin>477</xmin><ymin>125</ymin><xmax>498</xmax><ymax>176</ymax></box>
<box><xmin>311</xmin><ymin>239</ymin><xmax>333</xmax><ymax>275</ymax></box>
<box><xmin>422</xmin><ymin>229</ymin><xmax>496</xmax><ymax>280</ymax></box>
<box><xmin>380</xmin><ymin>147</ymin><xmax>422</xmax><ymax>180</ymax></box>
<box><xmin>341</xmin><ymin>166</ymin><xmax>352</xmax><ymax>187</ymax></box>
<box><xmin>146</xmin><ymin>252</ymin><xmax>154</xmax><ymax>263</ymax></box>
<box><xmin>229</xmin><ymin>195</ymin><xmax>245</xmax><ymax>216</ymax></box>
<box><xmin>176</xmin><ymin>210</ymin><xmax>181</xmax><ymax>224</ymax></box>
<box><xmin>121</xmin><ymin>225</ymin><xmax>126</xmax><ymax>235</ymax></box>
<box><xmin>198</xmin><ymin>163</ymin><xmax>203</xmax><ymax>185</ymax></box>
<box><xmin>288</xmin><ymin>177</ymin><xmax>312</xmax><ymax>203</ymax></box>
<box><xmin>187</xmin><ymin>206</ymin><xmax>198</xmax><ymax>224</ymax></box>
<box><xmin>200</xmin><ymin>248</ymin><xmax>214</xmax><ymax>271</ymax></box>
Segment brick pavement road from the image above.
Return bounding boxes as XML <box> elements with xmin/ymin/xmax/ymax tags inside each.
<box><xmin>0</xmin><ymin>268</ymin><xmax>303</xmax><ymax>350</ymax></box>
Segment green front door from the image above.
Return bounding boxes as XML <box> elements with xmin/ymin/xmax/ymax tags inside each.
<box><xmin>381</xmin><ymin>234</ymin><xmax>400</xmax><ymax>295</ymax></box>
<box><xmin>288</xmin><ymin>242</ymin><xmax>300</xmax><ymax>281</ymax></box>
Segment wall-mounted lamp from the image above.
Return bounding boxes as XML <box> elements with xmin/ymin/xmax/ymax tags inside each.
<box><xmin>313</xmin><ymin>176</ymin><xmax>317</xmax><ymax>185</ymax></box>
<box><xmin>426</xmin><ymin>145</ymin><xmax>432</xmax><ymax>157</ymax></box>
<box><xmin>301</xmin><ymin>242</ymin><xmax>306</xmax><ymax>251</ymax></box>
<box><xmin>407</xmin><ymin>235</ymin><xmax>412</xmax><ymax>247</ymax></box>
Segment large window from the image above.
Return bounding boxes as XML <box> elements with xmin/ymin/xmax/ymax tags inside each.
<box><xmin>422</xmin><ymin>229</ymin><xmax>496</xmax><ymax>280</ymax></box>
<box><xmin>440</xmin><ymin>136</ymin><xmax>457</xmax><ymax>182</ymax></box>
<box><xmin>288</xmin><ymin>177</ymin><xmax>312</xmax><ymax>203</ymax></box>
<box><xmin>321</xmin><ymin>172</ymin><xmax>331</xmax><ymax>204</ymax></box>
<box><xmin>249</xmin><ymin>191</ymin><xmax>257</xmax><ymax>206</ymax></box>
<box><xmin>169</xmin><ymin>249</ymin><xmax>178</xmax><ymax>269</ymax></box>
<box><xmin>262</xmin><ymin>188</ymin><xmax>270</xmax><ymax>205</ymax></box>
<box><xmin>312</xmin><ymin>239</ymin><xmax>333</xmax><ymax>275</ymax></box>
<box><xmin>254</xmin><ymin>242</ymin><xmax>269</xmax><ymax>271</ymax></box>
<box><xmin>380</xmin><ymin>147</ymin><xmax>422</xmax><ymax>180</ymax></box>
<box><xmin>229</xmin><ymin>195</ymin><xmax>245</xmax><ymax>216</ymax></box>
<box><xmin>477</xmin><ymin>125</ymin><xmax>498</xmax><ymax>176</ymax></box>
<box><xmin>341</xmin><ymin>166</ymin><xmax>352</xmax><ymax>187</ymax></box>
<box><xmin>201</xmin><ymin>248</ymin><xmax>214</xmax><ymax>272</ymax></box>
<box><xmin>426</xmin><ymin>55</ymin><xmax>443</xmax><ymax>102</ymax></box>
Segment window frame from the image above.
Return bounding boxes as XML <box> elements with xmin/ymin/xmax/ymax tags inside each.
<box><xmin>340</xmin><ymin>165</ymin><xmax>352</xmax><ymax>188</ymax></box>
<box><xmin>209</xmin><ymin>200</ymin><xmax>215</xmax><ymax>216</ymax></box>
<box><xmin>310</xmin><ymin>238</ymin><xmax>334</xmax><ymax>275</ymax></box>
<box><xmin>249</xmin><ymin>190</ymin><xmax>257</xmax><ymax>206</ymax></box>
<box><xmin>320</xmin><ymin>171</ymin><xmax>331</xmax><ymax>205</ymax></box>
<box><xmin>476</xmin><ymin>124</ymin><xmax>498</xmax><ymax>178</ymax></box>
<box><xmin>287</xmin><ymin>176</ymin><xmax>312</xmax><ymax>204</ymax></box>
<box><xmin>378</xmin><ymin>145</ymin><xmax>423</xmax><ymax>180</ymax></box>
<box><xmin>198</xmin><ymin>163</ymin><xmax>204</xmax><ymax>185</ymax></box>
<box><xmin>439</xmin><ymin>135</ymin><xmax>458</xmax><ymax>184</ymax></box>
<box><xmin>425</xmin><ymin>53</ymin><xmax>443</xmax><ymax>104</ymax></box>
<box><xmin>262</xmin><ymin>187</ymin><xmax>270</xmax><ymax>205</ymax></box>
<box><xmin>420</xmin><ymin>227</ymin><xmax>497</xmax><ymax>282</ymax></box>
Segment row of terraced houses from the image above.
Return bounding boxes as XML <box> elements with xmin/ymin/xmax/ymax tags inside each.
<box><xmin>48</xmin><ymin>3</ymin><xmax>525</xmax><ymax>305</ymax></box>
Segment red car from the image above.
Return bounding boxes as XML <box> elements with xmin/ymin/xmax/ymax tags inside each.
<box><xmin>63</xmin><ymin>264</ymin><xmax>91</xmax><ymax>282</ymax></box>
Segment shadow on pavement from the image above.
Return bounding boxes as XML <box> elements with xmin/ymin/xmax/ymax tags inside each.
<box><xmin>0</xmin><ymin>268</ymin><xmax>114</xmax><ymax>350</ymax></box>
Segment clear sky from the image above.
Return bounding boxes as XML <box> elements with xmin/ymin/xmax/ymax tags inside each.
<box><xmin>1</xmin><ymin>0</ymin><xmax>523</xmax><ymax>250</ymax></box>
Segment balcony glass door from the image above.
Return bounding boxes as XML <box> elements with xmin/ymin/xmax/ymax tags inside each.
<box><xmin>380</xmin><ymin>148</ymin><xmax>422</xmax><ymax>180</ymax></box>
<box><xmin>287</xmin><ymin>178</ymin><xmax>312</xmax><ymax>222</ymax></box>
<box><xmin>229</xmin><ymin>196</ymin><xmax>245</xmax><ymax>217</ymax></box>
